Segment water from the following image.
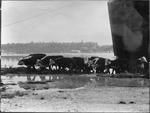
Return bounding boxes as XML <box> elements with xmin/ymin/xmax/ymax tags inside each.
<box><xmin>1</xmin><ymin>55</ymin><xmax>23</xmax><ymax>68</ymax></box>
<box><xmin>1</xmin><ymin>52</ymin><xmax>114</xmax><ymax>68</ymax></box>
<box><xmin>1</xmin><ymin>74</ymin><xmax>93</xmax><ymax>89</ymax></box>
<box><xmin>1</xmin><ymin>74</ymin><xmax>148</xmax><ymax>90</ymax></box>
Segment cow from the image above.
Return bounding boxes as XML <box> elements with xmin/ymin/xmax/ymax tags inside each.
<box><xmin>136</xmin><ymin>56</ymin><xmax>148</xmax><ymax>74</ymax></box>
<box><xmin>18</xmin><ymin>53</ymin><xmax>46</xmax><ymax>70</ymax></box>
<box><xmin>106</xmin><ymin>58</ymin><xmax>129</xmax><ymax>74</ymax></box>
<box><xmin>87</xmin><ymin>56</ymin><xmax>101</xmax><ymax>65</ymax></box>
<box><xmin>136</xmin><ymin>57</ymin><xmax>149</xmax><ymax>78</ymax></box>
<box><xmin>87</xmin><ymin>56</ymin><xmax>101</xmax><ymax>73</ymax></box>
<box><xmin>36</xmin><ymin>55</ymin><xmax>63</xmax><ymax>71</ymax></box>
<box><xmin>87</xmin><ymin>56</ymin><xmax>111</xmax><ymax>74</ymax></box>
<box><xmin>93</xmin><ymin>57</ymin><xmax>111</xmax><ymax>74</ymax></box>
<box><xmin>49</xmin><ymin>57</ymin><xmax>75</xmax><ymax>73</ymax></box>
<box><xmin>71</xmin><ymin>57</ymin><xmax>92</xmax><ymax>73</ymax></box>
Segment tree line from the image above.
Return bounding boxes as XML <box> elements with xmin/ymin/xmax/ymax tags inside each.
<box><xmin>1</xmin><ymin>42</ymin><xmax>113</xmax><ymax>54</ymax></box>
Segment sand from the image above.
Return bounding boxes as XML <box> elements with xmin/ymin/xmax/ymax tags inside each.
<box><xmin>1</xmin><ymin>84</ymin><xmax>149</xmax><ymax>112</ymax></box>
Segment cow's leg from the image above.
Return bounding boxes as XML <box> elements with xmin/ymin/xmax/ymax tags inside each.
<box><xmin>40</xmin><ymin>67</ymin><xmax>46</xmax><ymax>71</ymax></box>
<box><xmin>32</xmin><ymin>65</ymin><xmax>36</xmax><ymax>70</ymax></box>
<box><xmin>106</xmin><ymin>68</ymin><xmax>109</xmax><ymax>74</ymax></box>
<box><xmin>27</xmin><ymin>75</ymin><xmax>32</xmax><ymax>81</ymax></box>
<box><xmin>113</xmin><ymin>67</ymin><xmax>118</xmax><ymax>74</ymax></box>
<box><xmin>32</xmin><ymin>75</ymin><xmax>36</xmax><ymax>81</ymax></box>
<box><xmin>48</xmin><ymin>65</ymin><xmax>53</xmax><ymax>72</ymax></box>
<box><xmin>110</xmin><ymin>68</ymin><xmax>113</xmax><ymax>74</ymax></box>
<box><xmin>109</xmin><ymin>68</ymin><xmax>114</xmax><ymax>74</ymax></box>
<box><xmin>26</xmin><ymin>66</ymin><xmax>32</xmax><ymax>73</ymax></box>
<box><xmin>0</xmin><ymin>77</ymin><xmax>3</xmax><ymax>86</ymax></box>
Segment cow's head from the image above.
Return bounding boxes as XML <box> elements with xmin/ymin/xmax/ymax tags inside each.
<box><xmin>105</xmin><ymin>59</ymin><xmax>112</xmax><ymax>66</ymax></box>
<box><xmin>35</xmin><ymin>59</ymin><xmax>41</xmax><ymax>66</ymax></box>
<box><xmin>18</xmin><ymin>60</ymin><xmax>25</xmax><ymax>65</ymax></box>
<box><xmin>35</xmin><ymin>59</ymin><xmax>46</xmax><ymax>68</ymax></box>
<box><xmin>18</xmin><ymin>55</ymin><xmax>32</xmax><ymax>65</ymax></box>
<box><xmin>138</xmin><ymin>56</ymin><xmax>148</xmax><ymax>63</ymax></box>
<box><xmin>87</xmin><ymin>59</ymin><xmax>94</xmax><ymax>67</ymax></box>
<box><xmin>49</xmin><ymin>59</ymin><xmax>55</xmax><ymax>66</ymax></box>
<box><xmin>86</xmin><ymin>58</ymin><xmax>98</xmax><ymax>71</ymax></box>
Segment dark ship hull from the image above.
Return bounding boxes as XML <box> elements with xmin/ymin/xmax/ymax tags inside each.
<box><xmin>108</xmin><ymin>0</ymin><xmax>149</xmax><ymax>61</ymax></box>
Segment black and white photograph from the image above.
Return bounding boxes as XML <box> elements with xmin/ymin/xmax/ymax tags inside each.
<box><xmin>0</xmin><ymin>0</ymin><xmax>149</xmax><ymax>112</ymax></box>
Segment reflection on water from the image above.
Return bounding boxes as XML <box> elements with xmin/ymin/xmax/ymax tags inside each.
<box><xmin>18</xmin><ymin>75</ymin><xmax>93</xmax><ymax>90</ymax></box>
<box><xmin>1</xmin><ymin>74</ymin><xmax>148</xmax><ymax>90</ymax></box>
<box><xmin>1</xmin><ymin>74</ymin><xmax>65</xmax><ymax>84</ymax></box>
<box><xmin>26</xmin><ymin>75</ymin><xmax>62</xmax><ymax>82</ymax></box>
<box><xmin>1</xmin><ymin>56</ymin><xmax>22</xmax><ymax>68</ymax></box>
<box><xmin>2</xmin><ymin>58</ymin><xmax>18</xmax><ymax>68</ymax></box>
<box><xmin>2</xmin><ymin>75</ymin><xmax>27</xmax><ymax>84</ymax></box>
<box><xmin>2</xmin><ymin>74</ymin><xmax>95</xmax><ymax>89</ymax></box>
<box><xmin>1</xmin><ymin>52</ymin><xmax>114</xmax><ymax>68</ymax></box>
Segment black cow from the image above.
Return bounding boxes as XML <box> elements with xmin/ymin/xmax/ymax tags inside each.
<box><xmin>106</xmin><ymin>58</ymin><xmax>129</xmax><ymax>74</ymax></box>
<box><xmin>71</xmin><ymin>57</ymin><xmax>91</xmax><ymax>73</ymax></box>
<box><xmin>49</xmin><ymin>57</ymin><xmax>74</xmax><ymax>73</ymax></box>
<box><xmin>87</xmin><ymin>56</ymin><xmax>100</xmax><ymax>72</ymax></box>
<box><xmin>49</xmin><ymin>57</ymin><xmax>92</xmax><ymax>73</ymax></box>
<box><xmin>87</xmin><ymin>56</ymin><xmax>111</xmax><ymax>74</ymax></box>
<box><xmin>136</xmin><ymin>56</ymin><xmax>148</xmax><ymax>74</ymax></box>
<box><xmin>93</xmin><ymin>57</ymin><xmax>111</xmax><ymax>73</ymax></box>
<box><xmin>18</xmin><ymin>53</ymin><xmax>46</xmax><ymax>70</ymax></box>
<box><xmin>107</xmin><ymin>56</ymin><xmax>148</xmax><ymax>74</ymax></box>
<box><xmin>36</xmin><ymin>55</ymin><xmax>63</xmax><ymax>70</ymax></box>
<box><xmin>88</xmin><ymin>56</ymin><xmax>100</xmax><ymax>65</ymax></box>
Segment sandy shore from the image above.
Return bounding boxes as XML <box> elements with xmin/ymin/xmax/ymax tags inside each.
<box><xmin>1</xmin><ymin>84</ymin><xmax>149</xmax><ymax>112</ymax></box>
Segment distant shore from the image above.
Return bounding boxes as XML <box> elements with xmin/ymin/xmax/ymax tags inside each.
<box><xmin>1</xmin><ymin>42</ymin><xmax>113</xmax><ymax>54</ymax></box>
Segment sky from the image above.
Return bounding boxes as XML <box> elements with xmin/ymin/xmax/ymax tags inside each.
<box><xmin>2</xmin><ymin>0</ymin><xmax>113</xmax><ymax>45</ymax></box>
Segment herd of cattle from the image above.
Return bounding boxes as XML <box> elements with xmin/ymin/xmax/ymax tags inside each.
<box><xmin>18</xmin><ymin>53</ymin><xmax>149</xmax><ymax>75</ymax></box>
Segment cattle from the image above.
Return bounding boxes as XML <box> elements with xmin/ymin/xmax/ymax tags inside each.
<box><xmin>136</xmin><ymin>56</ymin><xmax>148</xmax><ymax>74</ymax></box>
<box><xmin>71</xmin><ymin>57</ymin><xmax>91</xmax><ymax>73</ymax></box>
<box><xmin>106</xmin><ymin>56</ymin><xmax>149</xmax><ymax>75</ymax></box>
<box><xmin>87</xmin><ymin>56</ymin><xmax>100</xmax><ymax>65</ymax></box>
<box><xmin>18</xmin><ymin>53</ymin><xmax>46</xmax><ymax>70</ymax></box>
<box><xmin>48</xmin><ymin>56</ymin><xmax>91</xmax><ymax>73</ymax></box>
<box><xmin>87</xmin><ymin>56</ymin><xmax>101</xmax><ymax>72</ymax></box>
<box><xmin>36</xmin><ymin>55</ymin><xmax>63</xmax><ymax>70</ymax></box>
<box><xmin>135</xmin><ymin>56</ymin><xmax>149</xmax><ymax>78</ymax></box>
<box><xmin>93</xmin><ymin>57</ymin><xmax>111</xmax><ymax>74</ymax></box>
<box><xmin>106</xmin><ymin>58</ymin><xmax>129</xmax><ymax>74</ymax></box>
<box><xmin>49</xmin><ymin>57</ymin><xmax>75</xmax><ymax>73</ymax></box>
<box><xmin>87</xmin><ymin>56</ymin><xmax>111</xmax><ymax>74</ymax></box>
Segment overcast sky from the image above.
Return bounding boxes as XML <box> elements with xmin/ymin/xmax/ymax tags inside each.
<box><xmin>2</xmin><ymin>1</ymin><xmax>112</xmax><ymax>45</ymax></box>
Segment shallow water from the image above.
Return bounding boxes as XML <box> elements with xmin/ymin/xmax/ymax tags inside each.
<box><xmin>1</xmin><ymin>74</ymin><xmax>149</xmax><ymax>91</ymax></box>
<box><xmin>1</xmin><ymin>74</ymin><xmax>92</xmax><ymax>90</ymax></box>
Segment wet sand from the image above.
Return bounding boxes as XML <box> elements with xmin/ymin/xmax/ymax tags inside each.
<box><xmin>1</xmin><ymin>74</ymin><xmax>149</xmax><ymax>112</ymax></box>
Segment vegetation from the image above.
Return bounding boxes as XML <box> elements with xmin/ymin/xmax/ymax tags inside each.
<box><xmin>1</xmin><ymin>42</ymin><xmax>113</xmax><ymax>54</ymax></box>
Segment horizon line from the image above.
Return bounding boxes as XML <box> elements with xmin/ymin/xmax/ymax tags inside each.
<box><xmin>1</xmin><ymin>41</ymin><xmax>113</xmax><ymax>45</ymax></box>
